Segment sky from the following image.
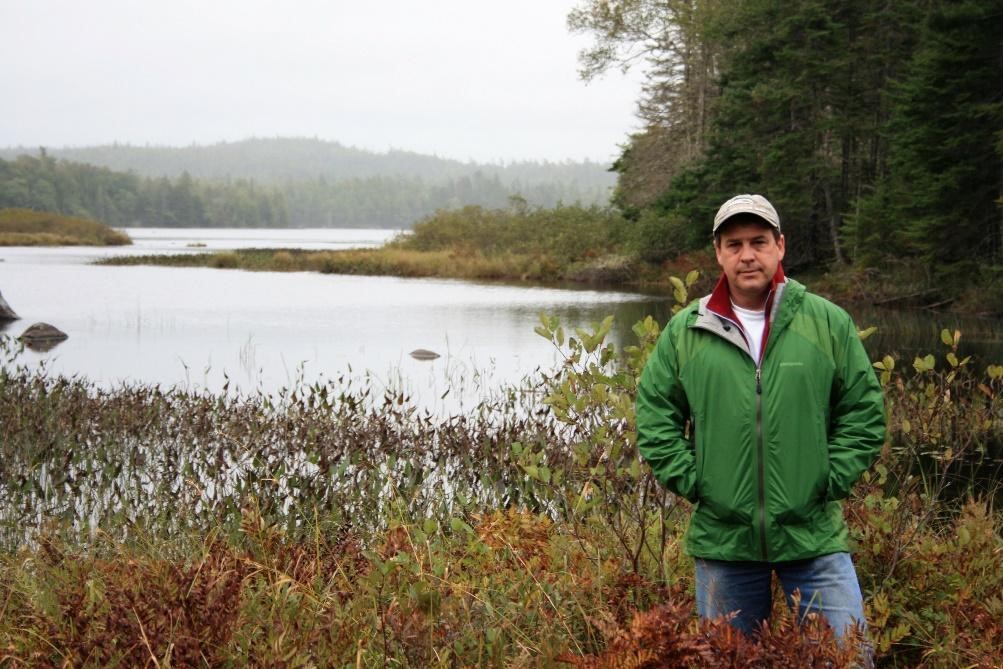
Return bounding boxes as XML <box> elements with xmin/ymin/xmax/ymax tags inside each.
<box><xmin>0</xmin><ymin>0</ymin><xmax>645</xmax><ymax>164</ymax></box>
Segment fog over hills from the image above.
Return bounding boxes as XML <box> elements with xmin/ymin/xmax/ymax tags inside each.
<box><xmin>0</xmin><ymin>137</ymin><xmax>616</xmax><ymax>194</ymax></box>
<box><xmin>0</xmin><ymin>138</ymin><xmax>617</xmax><ymax>228</ymax></box>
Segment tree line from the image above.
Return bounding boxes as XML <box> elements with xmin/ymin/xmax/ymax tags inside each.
<box><xmin>570</xmin><ymin>0</ymin><xmax>1002</xmax><ymax>296</ymax></box>
<box><xmin>0</xmin><ymin>137</ymin><xmax>617</xmax><ymax>191</ymax></box>
<box><xmin>0</xmin><ymin>149</ymin><xmax>612</xmax><ymax>229</ymax></box>
<box><xmin>0</xmin><ymin>152</ymin><xmax>288</xmax><ymax>228</ymax></box>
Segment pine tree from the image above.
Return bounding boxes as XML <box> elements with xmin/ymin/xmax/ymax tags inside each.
<box><xmin>851</xmin><ymin>0</ymin><xmax>1003</xmax><ymax>287</ymax></box>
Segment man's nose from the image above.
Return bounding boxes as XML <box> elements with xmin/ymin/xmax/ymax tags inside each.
<box><xmin>739</xmin><ymin>243</ymin><xmax>755</xmax><ymax>260</ymax></box>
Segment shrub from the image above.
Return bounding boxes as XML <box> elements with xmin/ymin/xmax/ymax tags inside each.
<box><xmin>209</xmin><ymin>251</ymin><xmax>240</xmax><ymax>268</ymax></box>
<box><xmin>271</xmin><ymin>250</ymin><xmax>295</xmax><ymax>270</ymax></box>
<box><xmin>0</xmin><ymin>208</ymin><xmax>131</xmax><ymax>246</ymax></box>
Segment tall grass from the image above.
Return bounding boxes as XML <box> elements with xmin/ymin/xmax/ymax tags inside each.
<box><xmin>0</xmin><ymin>208</ymin><xmax>131</xmax><ymax>246</ymax></box>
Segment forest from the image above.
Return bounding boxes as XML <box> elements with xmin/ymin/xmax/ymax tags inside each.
<box><xmin>570</xmin><ymin>0</ymin><xmax>1002</xmax><ymax>301</ymax></box>
<box><xmin>0</xmin><ymin>137</ymin><xmax>617</xmax><ymax>188</ymax></box>
<box><xmin>0</xmin><ymin>139</ymin><xmax>614</xmax><ymax>229</ymax></box>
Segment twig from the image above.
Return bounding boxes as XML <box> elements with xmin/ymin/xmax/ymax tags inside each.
<box><xmin>133</xmin><ymin>606</ymin><xmax>162</xmax><ymax>669</ymax></box>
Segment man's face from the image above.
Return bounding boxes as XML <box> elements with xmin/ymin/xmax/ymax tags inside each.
<box><xmin>714</xmin><ymin>219</ymin><xmax>785</xmax><ymax>309</ymax></box>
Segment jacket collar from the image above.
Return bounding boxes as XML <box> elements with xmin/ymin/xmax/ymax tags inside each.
<box><xmin>706</xmin><ymin>263</ymin><xmax>787</xmax><ymax>323</ymax></box>
<box><xmin>699</xmin><ymin>264</ymin><xmax>787</xmax><ymax>364</ymax></box>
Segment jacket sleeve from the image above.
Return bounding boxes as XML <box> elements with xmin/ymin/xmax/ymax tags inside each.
<box><xmin>826</xmin><ymin>315</ymin><xmax>887</xmax><ymax>500</ymax></box>
<box><xmin>636</xmin><ymin>322</ymin><xmax>698</xmax><ymax>502</ymax></box>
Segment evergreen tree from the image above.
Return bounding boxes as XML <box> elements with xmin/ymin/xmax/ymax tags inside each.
<box><xmin>851</xmin><ymin>0</ymin><xmax>1003</xmax><ymax>285</ymax></box>
<box><xmin>595</xmin><ymin>0</ymin><xmax>924</xmax><ymax>267</ymax></box>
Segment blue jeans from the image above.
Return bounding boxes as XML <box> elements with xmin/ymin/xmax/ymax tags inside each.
<box><xmin>695</xmin><ymin>552</ymin><xmax>867</xmax><ymax>638</ymax></box>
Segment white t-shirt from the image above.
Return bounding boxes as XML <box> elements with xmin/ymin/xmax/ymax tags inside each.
<box><xmin>732</xmin><ymin>302</ymin><xmax>766</xmax><ymax>363</ymax></box>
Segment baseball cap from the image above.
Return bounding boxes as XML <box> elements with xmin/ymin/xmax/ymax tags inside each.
<box><xmin>713</xmin><ymin>194</ymin><xmax>781</xmax><ymax>233</ymax></box>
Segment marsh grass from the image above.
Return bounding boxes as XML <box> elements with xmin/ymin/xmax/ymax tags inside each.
<box><xmin>98</xmin><ymin>246</ymin><xmax>597</xmax><ymax>283</ymax></box>
<box><xmin>95</xmin><ymin>204</ymin><xmax>648</xmax><ymax>285</ymax></box>
<box><xmin>1</xmin><ymin>314</ymin><xmax>1001</xmax><ymax>666</ymax></box>
<box><xmin>0</xmin><ymin>208</ymin><xmax>131</xmax><ymax>246</ymax></box>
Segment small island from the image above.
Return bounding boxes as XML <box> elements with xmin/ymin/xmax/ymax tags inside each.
<box><xmin>0</xmin><ymin>208</ymin><xmax>131</xmax><ymax>246</ymax></box>
<box><xmin>95</xmin><ymin>204</ymin><xmax>667</xmax><ymax>287</ymax></box>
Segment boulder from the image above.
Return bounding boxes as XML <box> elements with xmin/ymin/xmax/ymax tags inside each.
<box><xmin>0</xmin><ymin>290</ymin><xmax>18</xmax><ymax>321</ymax></box>
<box><xmin>410</xmin><ymin>348</ymin><xmax>440</xmax><ymax>361</ymax></box>
<box><xmin>19</xmin><ymin>322</ymin><xmax>68</xmax><ymax>352</ymax></box>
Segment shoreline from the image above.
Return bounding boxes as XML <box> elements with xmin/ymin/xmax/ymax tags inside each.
<box><xmin>94</xmin><ymin>244</ymin><xmax>998</xmax><ymax>317</ymax></box>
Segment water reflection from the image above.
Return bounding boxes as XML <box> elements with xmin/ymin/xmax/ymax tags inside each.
<box><xmin>0</xmin><ymin>230</ymin><xmax>662</xmax><ymax>413</ymax></box>
<box><xmin>850</xmin><ymin>304</ymin><xmax>1003</xmax><ymax>365</ymax></box>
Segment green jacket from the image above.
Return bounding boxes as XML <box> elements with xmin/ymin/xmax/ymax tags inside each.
<box><xmin>636</xmin><ymin>275</ymin><xmax>885</xmax><ymax>562</ymax></box>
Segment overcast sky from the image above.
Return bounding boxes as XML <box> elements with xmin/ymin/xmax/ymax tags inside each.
<box><xmin>1</xmin><ymin>0</ymin><xmax>644</xmax><ymax>164</ymax></box>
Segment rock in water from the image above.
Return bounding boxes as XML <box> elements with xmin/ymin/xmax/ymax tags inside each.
<box><xmin>19</xmin><ymin>322</ymin><xmax>68</xmax><ymax>352</ymax></box>
<box><xmin>0</xmin><ymin>290</ymin><xmax>18</xmax><ymax>321</ymax></box>
<box><xmin>410</xmin><ymin>348</ymin><xmax>440</xmax><ymax>361</ymax></box>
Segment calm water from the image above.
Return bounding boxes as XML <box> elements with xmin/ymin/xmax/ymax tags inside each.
<box><xmin>3</xmin><ymin>228</ymin><xmax>1003</xmax><ymax>413</ymax></box>
<box><xmin>0</xmin><ymin>228</ymin><xmax>670</xmax><ymax>413</ymax></box>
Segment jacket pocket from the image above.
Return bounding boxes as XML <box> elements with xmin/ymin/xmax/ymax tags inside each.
<box><xmin>776</xmin><ymin>440</ymin><xmax>830</xmax><ymax>526</ymax></box>
<box><xmin>699</xmin><ymin>496</ymin><xmax>752</xmax><ymax>526</ymax></box>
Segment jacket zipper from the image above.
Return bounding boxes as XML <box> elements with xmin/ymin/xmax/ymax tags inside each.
<box><xmin>755</xmin><ymin>366</ymin><xmax>768</xmax><ymax>561</ymax></box>
<box><xmin>696</xmin><ymin>300</ymin><xmax>776</xmax><ymax>562</ymax></box>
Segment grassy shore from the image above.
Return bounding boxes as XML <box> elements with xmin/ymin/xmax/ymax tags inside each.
<box><xmin>0</xmin><ymin>208</ymin><xmax>131</xmax><ymax>246</ymax></box>
<box><xmin>1</xmin><ymin>308</ymin><xmax>1001</xmax><ymax>666</ymax></box>
<box><xmin>97</xmin><ymin>204</ymin><xmax>659</xmax><ymax>286</ymax></box>
<box><xmin>91</xmin><ymin>202</ymin><xmax>1003</xmax><ymax>314</ymax></box>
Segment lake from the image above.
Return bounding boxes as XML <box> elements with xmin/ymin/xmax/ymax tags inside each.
<box><xmin>3</xmin><ymin>227</ymin><xmax>1003</xmax><ymax>414</ymax></box>
<box><xmin>0</xmin><ymin>228</ymin><xmax>671</xmax><ymax>413</ymax></box>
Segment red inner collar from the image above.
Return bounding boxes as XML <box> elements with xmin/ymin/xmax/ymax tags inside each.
<box><xmin>706</xmin><ymin>264</ymin><xmax>786</xmax><ymax>321</ymax></box>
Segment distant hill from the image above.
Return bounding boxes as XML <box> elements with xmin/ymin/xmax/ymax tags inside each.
<box><xmin>0</xmin><ymin>140</ymin><xmax>618</xmax><ymax>228</ymax></box>
<box><xmin>0</xmin><ymin>137</ymin><xmax>616</xmax><ymax>199</ymax></box>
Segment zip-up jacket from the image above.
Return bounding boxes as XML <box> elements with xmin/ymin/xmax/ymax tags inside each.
<box><xmin>636</xmin><ymin>271</ymin><xmax>886</xmax><ymax>562</ymax></box>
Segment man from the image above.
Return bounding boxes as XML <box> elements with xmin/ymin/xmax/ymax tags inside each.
<box><xmin>636</xmin><ymin>194</ymin><xmax>885</xmax><ymax>640</ymax></box>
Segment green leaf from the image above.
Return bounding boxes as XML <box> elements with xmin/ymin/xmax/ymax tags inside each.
<box><xmin>940</xmin><ymin>328</ymin><xmax>953</xmax><ymax>346</ymax></box>
<box><xmin>858</xmin><ymin>326</ymin><xmax>877</xmax><ymax>341</ymax></box>
<box><xmin>685</xmin><ymin>269</ymin><xmax>700</xmax><ymax>287</ymax></box>
<box><xmin>912</xmin><ymin>354</ymin><xmax>935</xmax><ymax>373</ymax></box>
<box><xmin>450</xmin><ymin>517</ymin><xmax>473</xmax><ymax>535</ymax></box>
